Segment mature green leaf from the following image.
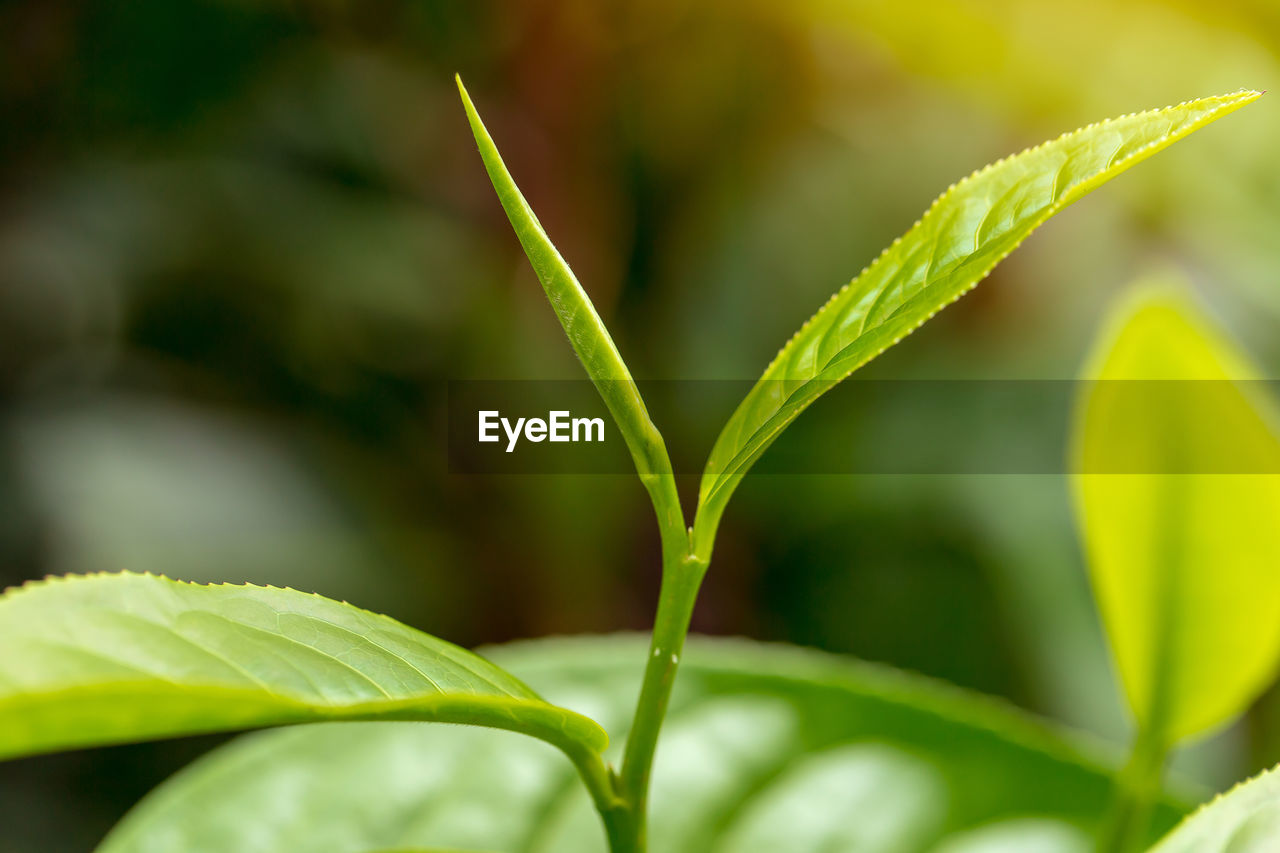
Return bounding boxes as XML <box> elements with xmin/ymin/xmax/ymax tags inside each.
<box><xmin>1072</xmin><ymin>289</ymin><xmax>1280</xmax><ymax>744</ymax></box>
<box><xmin>1147</xmin><ymin>765</ymin><xmax>1280</xmax><ymax>852</ymax></box>
<box><xmin>0</xmin><ymin>573</ymin><xmax>606</xmax><ymax>762</ymax></box>
<box><xmin>692</xmin><ymin>91</ymin><xmax>1261</xmax><ymax>559</ymax></box>
<box><xmin>100</xmin><ymin>636</ymin><xmax>1189</xmax><ymax>853</ymax></box>
<box><xmin>456</xmin><ymin>77</ymin><xmax>684</xmax><ymax>551</ymax></box>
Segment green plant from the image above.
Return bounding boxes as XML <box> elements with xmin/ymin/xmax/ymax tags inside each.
<box><xmin>1</xmin><ymin>84</ymin><xmax>1273</xmax><ymax>853</ymax></box>
<box><xmin>1073</xmin><ymin>285</ymin><xmax>1280</xmax><ymax>852</ymax></box>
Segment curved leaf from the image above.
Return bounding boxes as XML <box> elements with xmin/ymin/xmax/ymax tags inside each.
<box><xmin>99</xmin><ymin>636</ymin><xmax>1190</xmax><ymax>853</ymax></box>
<box><xmin>0</xmin><ymin>573</ymin><xmax>607</xmax><ymax>762</ymax></box>
<box><xmin>1072</xmin><ymin>289</ymin><xmax>1280</xmax><ymax>744</ymax></box>
<box><xmin>456</xmin><ymin>77</ymin><xmax>685</xmax><ymax>555</ymax></box>
<box><xmin>1147</xmin><ymin>765</ymin><xmax>1280</xmax><ymax>852</ymax></box>
<box><xmin>692</xmin><ymin>91</ymin><xmax>1261</xmax><ymax>559</ymax></box>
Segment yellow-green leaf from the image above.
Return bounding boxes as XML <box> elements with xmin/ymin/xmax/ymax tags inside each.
<box><xmin>1072</xmin><ymin>287</ymin><xmax>1280</xmax><ymax>744</ymax></box>
<box><xmin>692</xmin><ymin>91</ymin><xmax>1261</xmax><ymax>560</ymax></box>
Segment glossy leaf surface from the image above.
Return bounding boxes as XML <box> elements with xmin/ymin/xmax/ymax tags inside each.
<box><xmin>0</xmin><ymin>573</ymin><xmax>606</xmax><ymax>761</ymax></box>
<box><xmin>100</xmin><ymin>636</ymin><xmax>1187</xmax><ymax>853</ymax></box>
<box><xmin>1073</xmin><ymin>291</ymin><xmax>1280</xmax><ymax>743</ymax></box>
<box><xmin>1148</xmin><ymin>765</ymin><xmax>1280</xmax><ymax>852</ymax></box>
<box><xmin>693</xmin><ymin>91</ymin><xmax>1261</xmax><ymax>558</ymax></box>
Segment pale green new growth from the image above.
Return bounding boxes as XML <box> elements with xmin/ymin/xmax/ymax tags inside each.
<box><xmin>458</xmin><ymin>77</ymin><xmax>708</xmax><ymax>850</ymax></box>
<box><xmin>1073</xmin><ymin>287</ymin><xmax>1280</xmax><ymax>853</ymax></box>
<box><xmin>1074</xmin><ymin>288</ymin><xmax>1280</xmax><ymax>746</ymax></box>
<box><xmin>456</xmin><ymin>76</ymin><xmax>686</xmax><ymax>566</ymax></box>
<box><xmin>692</xmin><ymin>90</ymin><xmax>1262</xmax><ymax>561</ymax></box>
<box><xmin>0</xmin><ymin>573</ymin><xmax>607</xmax><ymax>767</ymax></box>
<box><xmin>454</xmin><ymin>82</ymin><xmax>1262</xmax><ymax>853</ymax></box>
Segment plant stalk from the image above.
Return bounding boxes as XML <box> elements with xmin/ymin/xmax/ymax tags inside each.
<box><xmin>1096</xmin><ymin>727</ymin><xmax>1169</xmax><ymax>853</ymax></box>
<box><xmin>613</xmin><ymin>544</ymin><xmax>708</xmax><ymax>851</ymax></box>
<box><xmin>563</xmin><ymin>745</ymin><xmax>632</xmax><ymax>850</ymax></box>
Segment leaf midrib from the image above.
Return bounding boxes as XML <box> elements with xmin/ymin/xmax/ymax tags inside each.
<box><xmin>696</xmin><ymin>93</ymin><xmax>1260</xmax><ymax>537</ymax></box>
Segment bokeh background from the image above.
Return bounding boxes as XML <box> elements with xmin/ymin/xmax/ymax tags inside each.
<box><xmin>2</xmin><ymin>0</ymin><xmax>1279</xmax><ymax>849</ymax></box>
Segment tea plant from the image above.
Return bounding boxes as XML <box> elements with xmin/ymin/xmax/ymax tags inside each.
<box><xmin>1</xmin><ymin>83</ymin><xmax>1275</xmax><ymax>853</ymax></box>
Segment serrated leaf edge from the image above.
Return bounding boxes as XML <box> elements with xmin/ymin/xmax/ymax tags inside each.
<box><xmin>0</xmin><ymin>572</ymin><xmax>611</xmax><ymax>757</ymax></box>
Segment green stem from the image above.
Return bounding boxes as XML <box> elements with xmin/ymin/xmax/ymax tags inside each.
<box><xmin>565</xmin><ymin>746</ymin><xmax>631</xmax><ymax>851</ymax></box>
<box><xmin>1096</xmin><ymin>728</ymin><xmax>1169</xmax><ymax>853</ymax></box>
<box><xmin>615</xmin><ymin>545</ymin><xmax>708</xmax><ymax>852</ymax></box>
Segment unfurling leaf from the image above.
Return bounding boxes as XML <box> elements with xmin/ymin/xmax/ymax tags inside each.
<box><xmin>457</xmin><ymin>77</ymin><xmax>684</xmax><ymax>553</ymax></box>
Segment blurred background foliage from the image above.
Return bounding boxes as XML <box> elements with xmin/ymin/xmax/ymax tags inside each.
<box><xmin>1</xmin><ymin>0</ymin><xmax>1279</xmax><ymax>849</ymax></box>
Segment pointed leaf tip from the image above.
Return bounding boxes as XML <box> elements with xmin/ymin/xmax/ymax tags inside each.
<box><xmin>456</xmin><ymin>71</ymin><xmax>683</xmax><ymax>549</ymax></box>
<box><xmin>690</xmin><ymin>91</ymin><xmax>1262</xmax><ymax>560</ymax></box>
